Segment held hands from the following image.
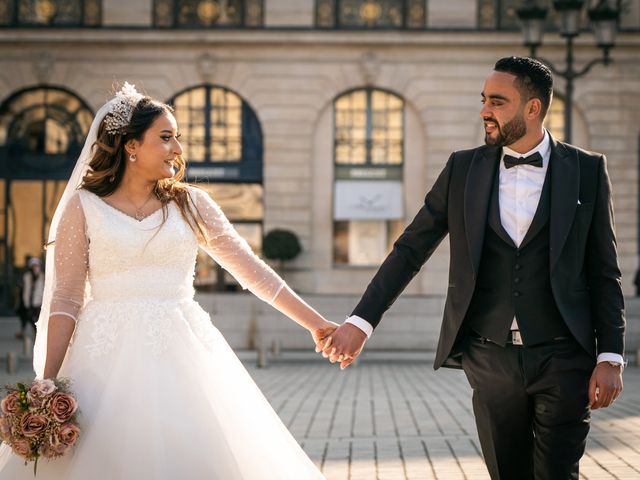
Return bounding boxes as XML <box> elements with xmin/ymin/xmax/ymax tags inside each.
<box><xmin>588</xmin><ymin>362</ymin><xmax>623</xmax><ymax>409</ymax></box>
<box><xmin>310</xmin><ymin>320</ymin><xmax>340</xmax><ymax>350</ymax></box>
<box><xmin>315</xmin><ymin>323</ymin><xmax>368</xmax><ymax>370</ymax></box>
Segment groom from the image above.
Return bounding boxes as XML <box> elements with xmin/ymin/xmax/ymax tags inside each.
<box><xmin>319</xmin><ymin>57</ymin><xmax>625</xmax><ymax>479</ymax></box>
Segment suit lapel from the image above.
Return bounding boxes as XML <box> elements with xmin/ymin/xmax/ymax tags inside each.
<box><xmin>549</xmin><ymin>136</ymin><xmax>579</xmax><ymax>272</ymax></box>
<box><xmin>464</xmin><ymin>145</ymin><xmax>500</xmax><ymax>276</ymax></box>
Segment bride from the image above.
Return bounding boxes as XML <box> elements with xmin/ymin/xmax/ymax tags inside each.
<box><xmin>0</xmin><ymin>83</ymin><xmax>333</xmax><ymax>479</ymax></box>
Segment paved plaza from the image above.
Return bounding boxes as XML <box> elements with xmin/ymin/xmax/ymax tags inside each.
<box><xmin>0</xmin><ymin>319</ymin><xmax>638</xmax><ymax>479</ymax></box>
<box><xmin>252</xmin><ymin>358</ymin><xmax>640</xmax><ymax>480</ymax></box>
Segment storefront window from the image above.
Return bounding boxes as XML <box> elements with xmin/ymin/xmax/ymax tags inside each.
<box><xmin>0</xmin><ymin>86</ymin><xmax>92</xmax><ymax>311</ymax></box>
<box><xmin>169</xmin><ymin>85</ymin><xmax>263</xmax><ymax>290</ymax></box>
<box><xmin>333</xmin><ymin>88</ymin><xmax>405</xmax><ymax>266</ymax></box>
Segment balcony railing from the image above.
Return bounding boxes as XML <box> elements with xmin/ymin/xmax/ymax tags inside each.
<box><xmin>153</xmin><ymin>0</ymin><xmax>263</xmax><ymax>28</ymax></box>
<box><xmin>316</xmin><ymin>0</ymin><xmax>427</xmax><ymax>29</ymax></box>
<box><xmin>0</xmin><ymin>0</ymin><xmax>101</xmax><ymax>27</ymax></box>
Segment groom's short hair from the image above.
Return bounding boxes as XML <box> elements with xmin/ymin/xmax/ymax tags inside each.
<box><xmin>494</xmin><ymin>56</ymin><xmax>553</xmax><ymax>119</ymax></box>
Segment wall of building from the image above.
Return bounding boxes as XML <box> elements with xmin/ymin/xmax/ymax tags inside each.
<box><xmin>0</xmin><ymin>1</ymin><xmax>639</xmax><ymax>302</ymax></box>
<box><xmin>198</xmin><ymin>292</ymin><xmax>640</xmax><ymax>358</ymax></box>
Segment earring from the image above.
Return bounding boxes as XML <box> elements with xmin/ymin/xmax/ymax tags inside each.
<box><xmin>109</xmin><ymin>175</ymin><xmax>115</xmax><ymax>183</ymax></box>
<box><xmin>130</xmin><ymin>154</ymin><xmax>137</xmax><ymax>162</ymax></box>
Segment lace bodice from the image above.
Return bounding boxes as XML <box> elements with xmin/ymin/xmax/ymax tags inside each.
<box><xmin>49</xmin><ymin>186</ymin><xmax>284</xmax><ymax>321</ymax></box>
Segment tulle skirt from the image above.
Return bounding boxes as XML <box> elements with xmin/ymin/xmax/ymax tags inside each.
<box><xmin>0</xmin><ymin>298</ymin><xmax>325</xmax><ymax>479</ymax></box>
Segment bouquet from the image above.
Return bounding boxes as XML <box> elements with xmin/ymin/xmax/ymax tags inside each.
<box><xmin>0</xmin><ymin>378</ymin><xmax>80</xmax><ymax>475</ymax></box>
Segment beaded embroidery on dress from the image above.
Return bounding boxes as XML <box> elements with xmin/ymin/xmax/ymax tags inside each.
<box><xmin>0</xmin><ymin>186</ymin><xmax>324</xmax><ymax>479</ymax></box>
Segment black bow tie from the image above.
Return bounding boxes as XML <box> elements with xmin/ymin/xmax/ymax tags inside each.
<box><xmin>503</xmin><ymin>152</ymin><xmax>543</xmax><ymax>169</ymax></box>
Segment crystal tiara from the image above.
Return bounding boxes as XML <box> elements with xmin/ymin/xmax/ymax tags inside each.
<box><xmin>104</xmin><ymin>82</ymin><xmax>145</xmax><ymax>135</ymax></box>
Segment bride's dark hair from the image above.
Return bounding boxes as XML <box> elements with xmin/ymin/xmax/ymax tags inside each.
<box><xmin>81</xmin><ymin>97</ymin><xmax>208</xmax><ymax>241</ymax></box>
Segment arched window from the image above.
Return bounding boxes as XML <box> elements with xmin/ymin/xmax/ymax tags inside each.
<box><xmin>0</xmin><ymin>87</ymin><xmax>93</xmax><ymax>176</ymax></box>
<box><xmin>333</xmin><ymin>88</ymin><xmax>405</xmax><ymax>266</ymax></box>
<box><xmin>170</xmin><ymin>85</ymin><xmax>262</xmax><ymax>172</ymax></box>
<box><xmin>316</xmin><ymin>0</ymin><xmax>426</xmax><ymax>29</ymax></box>
<box><xmin>168</xmin><ymin>85</ymin><xmax>263</xmax><ymax>290</ymax></box>
<box><xmin>154</xmin><ymin>0</ymin><xmax>263</xmax><ymax>28</ymax></box>
<box><xmin>0</xmin><ymin>86</ymin><xmax>93</xmax><ymax>312</ymax></box>
<box><xmin>335</xmin><ymin>88</ymin><xmax>404</xmax><ymax>166</ymax></box>
<box><xmin>0</xmin><ymin>0</ymin><xmax>101</xmax><ymax>26</ymax></box>
<box><xmin>173</xmin><ymin>86</ymin><xmax>242</xmax><ymax>163</ymax></box>
<box><xmin>544</xmin><ymin>94</ymin><xmax>565</xmax><ymax>142</ymax></box>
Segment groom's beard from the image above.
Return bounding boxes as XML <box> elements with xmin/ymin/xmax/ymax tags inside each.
<box><xmin>484</xmin><ymin>114</ymin><xmax>527</xmax><ymax>147</ymax></box>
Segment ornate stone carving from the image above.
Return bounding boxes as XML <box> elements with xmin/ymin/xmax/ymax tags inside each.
<box><xmin>359</xmin><ymin>52</ymin><xmax>380</xmax><ymax>85</ymax></box>
<box><xmin>197</xmin><ymin>52</ymin><xmax>217</xmax><ymax>83</ymax></box>
<box><xmin>33</xmin><ymin>52</ymin><xmax>54</xmax><ymax>83</ymax></box>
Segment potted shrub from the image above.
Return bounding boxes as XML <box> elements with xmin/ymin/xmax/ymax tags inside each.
<box><xmin>262</xmin><ymin>229</ymin><xmax>302</xmax><ymax>272</ymax></box>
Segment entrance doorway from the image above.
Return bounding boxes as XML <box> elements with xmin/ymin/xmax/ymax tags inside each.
<box><xmin>0</xmin><ymin>86</ymin><xmax>92</xmax><ymax>312</ymax></box>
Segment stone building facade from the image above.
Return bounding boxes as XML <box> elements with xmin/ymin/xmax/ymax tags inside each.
<box><xmin>0</xmin><ymin>0</ymin><xmax>638</xmax><ymax>324</ymax></box>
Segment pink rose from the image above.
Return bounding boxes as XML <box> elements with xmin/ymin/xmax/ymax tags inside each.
<box><xmin>0</xmin><ymin>416</ymin><xmax>11</xmax><ymax>442</ymax></box>
<box><xmin>58</xmin><ymin>423</ymin><xmax>80</xmax><ymax>446</ymax></box>
<box><xmin>1</xmin><ymin>392</ymin><xmax>21</xmax><ymax>415</ymax></box>
<box><xmin>20</xmin><ymin>412</ymin><xmax>48</xmax><ymax>437</ymax></box>
<box><xmin>10</xmin><ymin>438</ymin><xmax>32</xmax><ymax>458</ymax></box>
<box><xmin>50</xmin><ymin>393</ymin><xmax>78</xmax><ymax>423</ymax></box>
<box><xmin>29</xmin><ymin>379</ymin><xmax>56</xmax><ymax>398</ymax></box>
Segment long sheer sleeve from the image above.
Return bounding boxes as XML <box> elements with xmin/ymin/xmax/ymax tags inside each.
<box><xmin>188</xmin><ymin>186</ymin><xmax>285</xmax><ymax>304</ymax></box>
<box><xmin>49</xmin><ymin>192</ymin><xmax>89</xmax><ymax>322</ymax></box>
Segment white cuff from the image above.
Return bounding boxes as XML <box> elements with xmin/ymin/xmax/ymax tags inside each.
<box><xmin>345</xmin><ymin>315</ymin><xmax>373</xmax><ymax>338</ymax></box>
<box><xmin>596</xmin><ymin>352</ymin><xmax>625</xmax><ymax>366</ymax></box>
<box><xmin>267</xmin><ymin>282</ymin><xmax>286</xmax><ymax>305</ymax></box>
<box><xmin>49</xmin><ymin>311</ymin><xmax>78</xmax><ymax>323</ymax></box>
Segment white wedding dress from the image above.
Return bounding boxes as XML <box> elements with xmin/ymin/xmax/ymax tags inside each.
<box><xmin>0</xmin><ymin>186</ymin><xmax>325</xmax><ymax>479</ymax></box>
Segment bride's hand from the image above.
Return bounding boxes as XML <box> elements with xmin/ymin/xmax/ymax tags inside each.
<box><xmin>310</xmin><ymin>320</ymin><xmax>339</xmax><ymax>352</ymax></box>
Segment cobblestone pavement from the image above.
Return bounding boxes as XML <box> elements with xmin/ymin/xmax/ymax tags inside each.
<box><xmin>248</xmin><ymin>360</ymin><xmax>640</xmax><ymax>480</ymax></box>
<box><xmin>0</xmin><ymin>321</ymin><xmax>638</xmax><ymax>479</ymax></box>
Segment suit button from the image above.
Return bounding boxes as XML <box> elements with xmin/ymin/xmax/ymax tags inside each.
<box><xmin>515</xmin><ymin>252</ymin><xmax>521</xmax><ymax>257</ymax></box>
<box><xmin>514</xmin><ymin>277</ymin><xmax>521</xmax><ymax>283</ymax></box>
<box><xmin>514</xmin><ymin>291</ymin><xmax>521</xmax><ymax>297</ymax></box>
<box><xmin>515</xmin><ymin>264</ymin><xmax>522</xmax><ymax>270</ymax></box>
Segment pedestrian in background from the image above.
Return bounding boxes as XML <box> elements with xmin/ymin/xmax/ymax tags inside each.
<box><xmin>20</xmin><ymin>256</ymin><xmax>44</xmax><ymax>338</ymax></box>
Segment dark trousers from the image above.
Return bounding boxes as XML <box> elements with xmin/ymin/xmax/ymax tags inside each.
<box><xmin>461</xmin><ymin>336</ymin><xmax>595</xmax><ymax>480</ymax></box>
<box><xmin>23</xmin><ymin>306</ymin><xmax>40</xmax><ymax>331</ymax></box>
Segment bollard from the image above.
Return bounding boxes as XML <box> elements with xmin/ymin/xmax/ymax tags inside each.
<box><xmin>23</xmin><ymin>335</ymin><xmax>33</xmax><ymax>357</ymax></box>
<box><xmin>6</xmin><ymin>351</ymin><xmax>17</xmax><ymax>374</ymax></box>
<box><xmin>248</xmin><ymin>317</ymin><xmax>258</xmax><ymax>351</ymax></box>
<box><xmin>257</xmin><ymin>345</ymin><xmax>268</xmax><ymax>369</ymax></box>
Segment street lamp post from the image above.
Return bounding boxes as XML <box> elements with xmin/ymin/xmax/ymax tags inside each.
<box><xmin>516</xmin><ymin>0</ymin><xmax>619</xmax><ymax>143</ymax></box>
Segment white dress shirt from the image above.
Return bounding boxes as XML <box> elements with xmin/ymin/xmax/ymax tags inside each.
<box><xmin>346</xmin><ymin>131</ymin><xmax>623</xmax><ymax>365</ymax></box>
<box><xmin>500</xmin><ymin>131</ymin><xmax>550</xmax><ymax>251</ymax></box>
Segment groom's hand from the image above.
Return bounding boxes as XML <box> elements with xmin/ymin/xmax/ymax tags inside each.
<box><xmin>320</xmin><ymin>323</ymin><xmax>367</xmax><ymax>370</ymax></box>
<box><xmin>588</xmin><ymin>362</ymin><xmax>623</xmax><ymax>409</ymax></box>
